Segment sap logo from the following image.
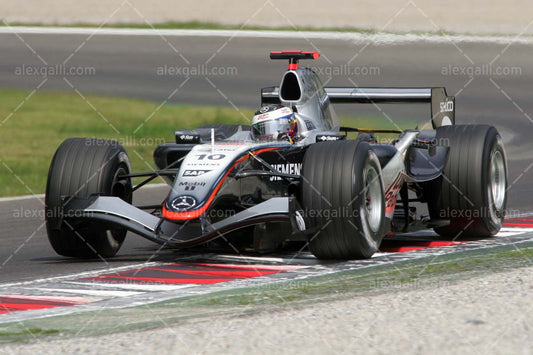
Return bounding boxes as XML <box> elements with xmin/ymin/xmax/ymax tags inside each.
<box><xmin>440</xmin><ymin>100</ymin><xmax>454</xmax><ymax>113</ymax></box>
<box><xmin>270</xmin><ymin>163</ymin><xmax>302</xmax><ymax>181</ymax></box>
<box><xmin>182</xmin><ymin>169</ymin><xmax>210</xmax><ymax>177</ymax></box>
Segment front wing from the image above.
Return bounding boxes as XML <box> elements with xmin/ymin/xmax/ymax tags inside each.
<box><xmin>62</xmin><ymin>196</ymin><xmax>297</xmax><ymax>248</ymax></box>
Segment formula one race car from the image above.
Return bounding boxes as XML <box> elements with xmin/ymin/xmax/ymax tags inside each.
<box><xmin>44</xmin><ymin>51</ymin><xmax>508</xmax><ymax>260</ymax></box>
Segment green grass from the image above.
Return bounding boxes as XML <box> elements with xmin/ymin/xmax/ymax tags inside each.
<box><xmin>1</xmin><ymin>21</ymin><xmax>383</xmax><ymax>33</ymax></box>
<box><xmin>2</xmin><ymin>21</ymin><xmax>528</xmax><ymax>38</ymax></box>
<box><xmin>0</xmin><ymin>328</ymin><xmax>59</xmax><ymax>343</ymax></box>
<box><xmin>0</xmin><ymin>88</ymin><xmax>410</xmax><ymax>197</ymax></box>
<box><xmin>0</xmin><ymin>21</ymin><xmax>477</xmax><ymax>37</ymax></box>
<box><xmin>0</xmin><ymin>89</ymin><xmax>252</xmax><ymax>197</ymax></box>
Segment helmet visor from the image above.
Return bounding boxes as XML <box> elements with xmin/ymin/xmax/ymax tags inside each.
<box><xmin>251</xmin><ymin>117</ymin><xmax>292</xmax><ymax>141</ymax></box>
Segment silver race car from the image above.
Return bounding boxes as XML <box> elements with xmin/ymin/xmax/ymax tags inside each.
<box><xmin>45</xmin><ymin>51</ymin><xmax>508</xmax><ymax>259</ymax></box>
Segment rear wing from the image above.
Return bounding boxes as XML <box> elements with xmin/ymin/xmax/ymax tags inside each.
<box><xmin>261</xmin><ymin>86</ymin><xmax>455</xmax><ymax>128</ymax></box>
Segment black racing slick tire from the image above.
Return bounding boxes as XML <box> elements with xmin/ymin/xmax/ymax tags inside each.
<box><xmin>301</xmin><ymin>140</ymin><xmax>386</xmax><ymax>259</ymax></box>
<box><xmin>45</xmin><ymin>138</ymin><xmax>133</xmax><ymax>258</ymax></box>
<box><xmin>426</xmin><ymin>125</ymin><xmax>507</xmax><ymax>238</ymax></box>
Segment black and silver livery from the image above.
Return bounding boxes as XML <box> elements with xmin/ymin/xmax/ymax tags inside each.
<box><xmin>45</xmin><ymin>51</ymin><xmax>508</xmax><ymax>260</ymax></box>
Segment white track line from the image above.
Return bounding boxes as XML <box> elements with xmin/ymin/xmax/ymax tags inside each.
<box><xmin>0</xmin><ymin>262</ymin><xmax>162</xmax><ymax>288</ymax></box>
<box><xmin>500</xmin><ymin>227</ymin><xmax>533</xmax><ymax>232</ymax></box>
<box><xmin>64</xmin><ymin>281</ymin><xmax>195</xmax><ymax>292</ymax></box>
<box><xmin>0</xmin><ymin>26</ymin><xmax>531</xmax><ymax>45</ymax></box>
<box><xmin>196</xmin><ymin>263</ymin><xmax>308</xmax><ymax>271</ymax></box>
<box><xmin>497</xmin><ymin>231</ymin><xmax>528</xmax><ymax>237</ymax></box>
<box><xmin>0</xmin><ymin>294</ymin><xmax>88</xmax><ymax>303</ymax></box>
<box><xmin>0</xmin><ymin>194</ymin><xmax>44</xmax><ymax>203</ymax></box>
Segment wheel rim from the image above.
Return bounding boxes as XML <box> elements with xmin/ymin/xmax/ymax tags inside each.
<box><xmin>489</xmin><ymin>149</ymin><xmax>506</xmax><ymax>212</ymax></box>
<box><xmin>363</xmin><ymin>165</ymin><xmax>382</xmax><ymax>233</ymax></box>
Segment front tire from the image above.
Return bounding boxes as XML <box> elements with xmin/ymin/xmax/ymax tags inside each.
<box><xmin>301</xmin><ymin>140</ymin><xmax>386</xmax><ymax>259</ymax></box>
<box><xmin>426</xmin><ymin>125</ymin><xmax>507</xmax><ymax>238</ymax></box>
<box><xmin>45</xmin><ymin>138</ymin><xmax>132</xmax><ymax>258</ymax></box>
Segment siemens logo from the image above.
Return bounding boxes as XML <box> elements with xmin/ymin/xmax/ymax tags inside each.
<box><xmin>270</xmin><ymin>163</ymin><xmax>302</xmax><ymax>181</ymax></box>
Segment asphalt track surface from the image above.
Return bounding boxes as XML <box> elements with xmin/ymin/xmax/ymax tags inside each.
<box><xmin>0</xmin><ymin>30</ymin><xmax>532</xmax><ymax>284</ymax></box>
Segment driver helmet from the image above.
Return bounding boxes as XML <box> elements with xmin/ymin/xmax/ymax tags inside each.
<box><xmin>251</xmin><ymin>105</ymin><xmax>298</xmax><ymax>142</ymax></box>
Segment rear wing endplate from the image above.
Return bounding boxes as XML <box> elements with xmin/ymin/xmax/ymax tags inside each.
<box><xmin>261</xmin><ymin>86</ymin><xmax>455</xmax><ymax>128</ymax></box>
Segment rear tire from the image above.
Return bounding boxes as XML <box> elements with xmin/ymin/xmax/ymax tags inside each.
<box><xmin>301</xmin><ymin>140</ymin><xmax>386</xmax><ymax>259</ymax></box>
<box><xmin>426</xmin><ymin>125</ymin><xmax>507</xmax><ymax>238</ymax></box>
<box><xmin>45</xmin><ymin>138</ymin><xmax>132</xmax><ymax>258</ymax></box>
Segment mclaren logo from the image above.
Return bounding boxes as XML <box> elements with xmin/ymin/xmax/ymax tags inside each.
<box><xmin>170</xmin><ymin>195</ymin><xmax>197</xmax><ymax>211</ymax></box>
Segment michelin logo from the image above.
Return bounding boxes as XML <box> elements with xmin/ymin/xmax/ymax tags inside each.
<box><xmin>270</xmin><ymin>163</ymin><xmax>302</xmax><ymax>181</ymax></box>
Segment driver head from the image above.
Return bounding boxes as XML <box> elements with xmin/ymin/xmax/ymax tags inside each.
<box><xmin>251</xmin><ymin>105</ymin><xmax>297</xmax><ymax>142</ymax></box>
